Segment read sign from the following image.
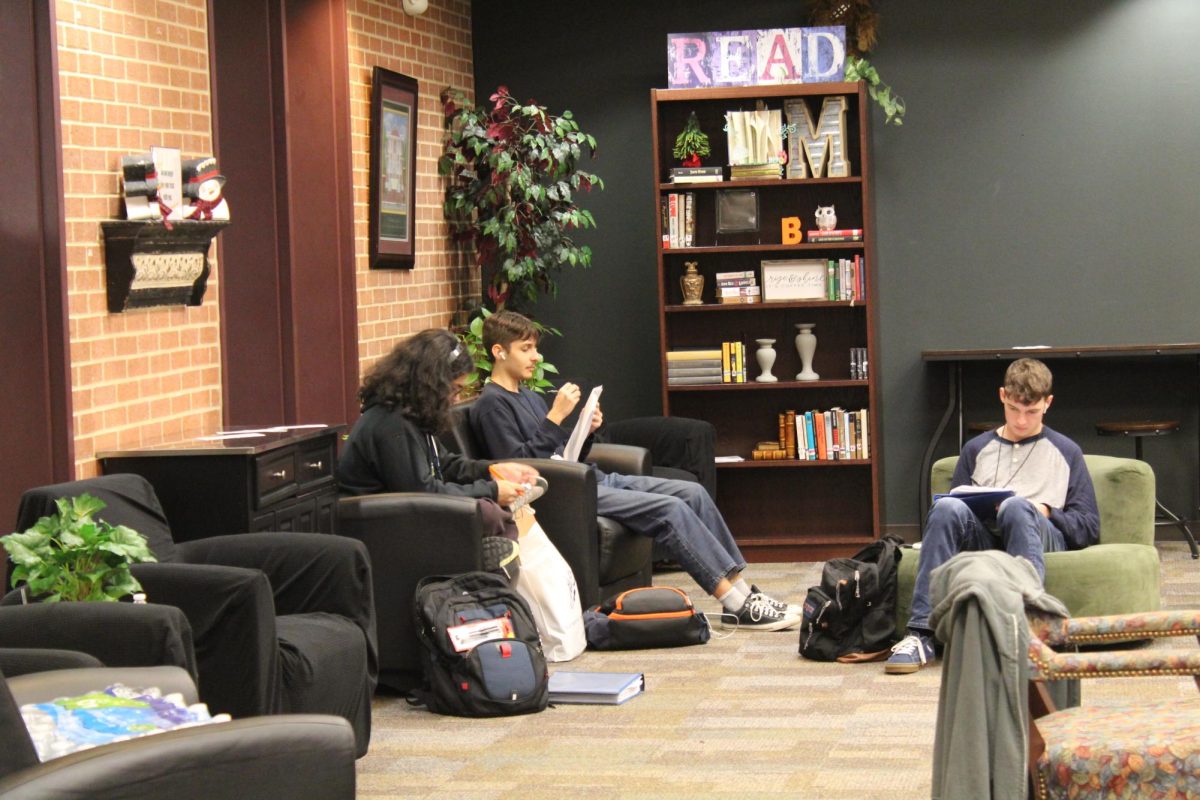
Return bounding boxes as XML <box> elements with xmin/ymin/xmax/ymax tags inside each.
<box><xmin>667</xmin><ymin>27</ymin><xmax>846</xmax><ymax>89</ymax></box>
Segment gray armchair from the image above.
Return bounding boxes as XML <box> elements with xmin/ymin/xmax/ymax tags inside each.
<box><xmin>0</xmin><ymin>655</ymin><xmax>355</xmax><ymax>799</ymax></box>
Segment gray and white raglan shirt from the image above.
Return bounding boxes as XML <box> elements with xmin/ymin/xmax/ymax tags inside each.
<box><xmin>950</xmin><ymin>425</ymin><xmax>1100</xmax><ymax>550</ymax></box>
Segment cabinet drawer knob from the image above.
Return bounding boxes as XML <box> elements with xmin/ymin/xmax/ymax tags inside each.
<box><xmin>270</xmin><ymin>470</ymin><xmax>288</xmax><ymax>479</ymax></box>
<box><xmin>306</xmin><ymin>460</ymin><xmax>324</xmax><ymax>471</ymax></box>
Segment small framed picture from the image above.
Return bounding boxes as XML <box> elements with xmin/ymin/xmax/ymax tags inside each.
<box><xmin>761</xmin><ymin>259</ymin><xmax>827</xmax><ymax>301</ymax></box>
<box><xmin>716</xmin><ymin>189</ymin><xmax>759</xmax><ymax>233</ymax></box>
<box><xmin>369</xmin><ymin>66</ymin><xmax>418</xmax><ymax>269</ymax></box>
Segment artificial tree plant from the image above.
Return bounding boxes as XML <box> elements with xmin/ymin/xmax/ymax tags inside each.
<box><xmin>673</xmin><ymin>112</ymin><xmax>711</xmax><ymax>166</ymax></box>
<box><xmin>439</xmin><ymin>86</ymin><xmax>604</xmax><ymax>312</ymax></box>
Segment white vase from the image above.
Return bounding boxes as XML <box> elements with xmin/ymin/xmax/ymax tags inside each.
<box><xmin>755</xmin><ymin>338</ymin><xmax>778</xmax><ymax>382</ymax></box>
<box><xmin>795</xmin><ymin>323</ymin><xmax>819</xmax><ymax>381</ymax></box>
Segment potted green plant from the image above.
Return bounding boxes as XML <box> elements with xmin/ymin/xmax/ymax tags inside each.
<box><xmin>1</xmin><ymin>494</ymin><xmax>157</xmax><ymax>602</ymax></box>
<box><xmin>438</xmin><ymin>86</ymin><xmax>604</xmax><ymax>312</ymax></box>
<box><xmin>673</xmin><ymin>111</ymin><xmax>711</xmax><ymax>166</ymax></box>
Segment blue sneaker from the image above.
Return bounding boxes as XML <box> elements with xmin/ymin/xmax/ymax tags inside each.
<box><xmin>885</xmin><ymin>632</ymin><xmax>936</xmax><ymax>674</ymax></box>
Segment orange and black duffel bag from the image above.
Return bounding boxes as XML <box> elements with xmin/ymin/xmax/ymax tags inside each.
<box><xmin>583</xmin><ymin>586</ymin><xmax>710</xmax><ymax>650</ymax></box>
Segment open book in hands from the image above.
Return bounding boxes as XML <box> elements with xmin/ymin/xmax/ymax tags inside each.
<box><xmin>932</xmin><ymin>485</ymin><xmax>1016</xmax><ymax>522</ymax></box>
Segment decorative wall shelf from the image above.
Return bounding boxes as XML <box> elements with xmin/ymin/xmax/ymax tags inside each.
<box><xmin>100</xmin><ymin>220</ymin><xmax>229</xmax><ymax>312</ymax></box>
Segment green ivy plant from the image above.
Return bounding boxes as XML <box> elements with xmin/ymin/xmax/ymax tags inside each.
<box><xmin>1</xmin><ymin>494</ymin><xmax>156</xmax><ymax>602</ymax></box>
<box><xmin>438</xmin><ymin>86</ymin><xmax>604</xmax><ymax>311</ymax></box>
<box><xmin>845</xmin><ymin>55</ymin><xmax>906</xmax><ymax>126</ymax></box>
<box><xmin>456</xmin><ymin>308</ymin><xmax>560</xmax><ymax>397</ymax></box>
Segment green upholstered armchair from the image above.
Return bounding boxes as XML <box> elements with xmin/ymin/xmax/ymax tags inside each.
<box><xmin>895</xmin><ymin>455</ymin><xmax>1161</xmax><ymax>633</ymax></box>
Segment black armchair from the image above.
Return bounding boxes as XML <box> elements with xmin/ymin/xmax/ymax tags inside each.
<box><xmin>600</xmin><ymin>415</ymin><xmax>717</xmax><ymax>499</ymax></box>
<box><xmin>444</xmin><ymin>399</ymin><xmax>653</xmax><ymax>609</ymax></box>
<box><xmin>0</xmin><ymin>656</ymin><xmax>355</xmax><ymax>799</ymax></box>
<box><xmin>335</xmin><ymin>402</ymin><xmax>656</xmax><ymax>692</ymax></box>
<box><xmin>11</xmin><ymin>475</ymin><xmax>377</xmax><ymax>757</ymax></box>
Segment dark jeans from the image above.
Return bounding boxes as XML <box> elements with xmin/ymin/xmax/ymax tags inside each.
<box><xmin>908</xmin><ymin>495</ymin><xmax>1065</xmax><ymax>635</ymax></box>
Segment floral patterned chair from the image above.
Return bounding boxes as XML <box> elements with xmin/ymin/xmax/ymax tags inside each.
<box><xmin>1025</xmin><ymin>609</ymin><xmax>1200</xmax><ymax>799</ymax></box>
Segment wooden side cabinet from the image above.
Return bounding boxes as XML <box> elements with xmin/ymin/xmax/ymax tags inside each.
<box><xmin>98</xmin><ymin>426</ymin><xmax>342</xmax><ymax>542</ymax></box>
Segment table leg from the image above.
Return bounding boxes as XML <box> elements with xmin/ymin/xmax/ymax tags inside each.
<box><xmin>919</xmin><ymin>362</ymin><xmax>959</xmax><ymax>526</ymax></box>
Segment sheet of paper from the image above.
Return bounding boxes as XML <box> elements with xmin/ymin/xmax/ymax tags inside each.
<box><xmin>195</xmin><ymin>432</ymin><xmax>266</xmax><ymax>441</ymax></box>
<box><xmin>562</xmin><ymin>385</ymin><xmax>603</xmax><ymax>462</ymax></box>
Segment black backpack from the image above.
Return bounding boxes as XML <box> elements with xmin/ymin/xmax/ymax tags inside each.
<box><xmin>799</xmin><ymin>535</ymin><xmax>904</xmax><ymax>662</ymax></box>
<box><xmin>412</xmin><ymin>571</ymin><xmax>549</xmax><ymax>717</ymax></box>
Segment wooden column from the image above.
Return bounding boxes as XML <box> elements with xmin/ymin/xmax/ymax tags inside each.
<box><xmin>0</xmin><ymin>0</ymin><xmax>73</xmax><ymax>525</ymax></box>
<box><xmin>209</xmin><ymin>0</ymin><xmax>359</xmax><ymax>428</ymax></box>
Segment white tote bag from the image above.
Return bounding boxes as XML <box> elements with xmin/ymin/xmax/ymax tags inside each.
<box><xmin>513</xmin><ymin>518</ymin><xmax>586</xmax><ymax>662</ymax></box>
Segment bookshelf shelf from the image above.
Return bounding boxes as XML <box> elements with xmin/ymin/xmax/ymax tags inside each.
<box><xmin>652</xmin><ymin>81</ymin><xmax>880</xmax><ymax>562</ymax></box>
<box><xmin>666</xmin><ymin>300</ymin><xmax>867</xmax><ymax>312</ymax></box>
<box><xmin>667</xmin><ymin>379</ymin><xmax>868</xmax><ymax>392</ymax></box>
<box><xmin>661</xmin><ymin>242</ymin><xmax>863</xmax><ymax>255</ymax></box>
<box><xmin>716</xmin><ymin>458</ymin><xmax>872</xmax><ymax>469</ymax></box>
<box><xmin>658</xmin><ymin>176</ymin><xmax>863</xmax><ymax>191</ymax></box>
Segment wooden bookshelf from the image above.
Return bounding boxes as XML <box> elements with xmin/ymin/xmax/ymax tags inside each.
<box><xmin>652</xmin><ymin>81</ymin><xmax>881</xmax><ymax>561</ymax></box>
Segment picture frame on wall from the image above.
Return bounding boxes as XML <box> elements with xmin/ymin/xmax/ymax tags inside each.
<box><xmin>369</xmin><ymin>66</ymin><xmax>418</xmax><ymax>269</ymax></box>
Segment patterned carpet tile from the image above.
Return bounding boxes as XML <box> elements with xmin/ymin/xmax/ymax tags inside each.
<box><xmin>357</xmin><ymin>543</ymin><xmax>1197</xmax><ymax>798</ymax></box>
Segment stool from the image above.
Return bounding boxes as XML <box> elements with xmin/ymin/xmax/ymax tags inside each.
<box><xmin>1096</xmin><ymin>420</ymin><xmax>1200</xmax><ymax>559</ymax></box>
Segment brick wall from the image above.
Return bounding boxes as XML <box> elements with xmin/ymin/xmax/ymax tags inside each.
<box><xmin>57</xmin><ymin>0</ymin><xmax>220</xmax><ymax>477</ymax></box>
<box><xmin>347</xmin><ymin>0</ymin><xmax>477</xmax><ymax>372</ymax></box>
<box><xmin>56</xmin><ymin>0</ymin><xmax>475</xmax><ymax>477</ymax></box>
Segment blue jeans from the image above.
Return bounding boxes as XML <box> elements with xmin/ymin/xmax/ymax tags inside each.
<box><xmin>907</xmin><ymin>495</ymin><xmax>1065</xmax><ymax>634</ymax></box>
<box><xmin>597</xmin><ymin>471</ymin><xmax>746</xmax><ymax>595</ymax></box>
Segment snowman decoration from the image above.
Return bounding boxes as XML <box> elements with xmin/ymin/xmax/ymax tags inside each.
<box><xmin>169</xmin><ymin>157</ymin><xmax>230</xmax><ymax>221</ymax></box>
<box><xmin>121</xmin><ymin>153</ymin><xmax>165</xmax><ymax>220</ymax></box>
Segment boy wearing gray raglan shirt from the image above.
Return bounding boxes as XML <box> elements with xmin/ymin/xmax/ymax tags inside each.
<box><xmin>886</xmin><ymin>358</ymin><xmax>1100</xmax><ymax>674</ymax></box>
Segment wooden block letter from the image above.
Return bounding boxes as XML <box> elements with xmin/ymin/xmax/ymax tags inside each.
<box><xmin>781</xmin><ymin>216</ymin><xmax>802</xmax><ymax>244</ymax></box>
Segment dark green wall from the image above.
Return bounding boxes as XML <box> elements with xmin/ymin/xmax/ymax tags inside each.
<box><xmin>471</xmin><ymin>0</ymin><xmax>1200</xmax><ymax>527</ymax></box>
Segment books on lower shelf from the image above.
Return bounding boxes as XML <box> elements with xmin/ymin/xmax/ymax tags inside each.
<box><xmin>667</xmin><ymin>344</ymin><xmax>745</xmax><ymax>383</ymax></box>
<box><xmin>666</xmin><ymin>348</ymin><xmax>723</xmax><ymax>385</ymax></box>
<box><xmin>849</xmin><ymin>346</ymin><xmax>869</xmax><ymax>380</ymax></box>
<box><xmin>766</xmin><ymin>407</ymin><xmax>870</xmax><ymax>461</ymax></box>
<box><xmin>547</xmin><ymin>671</ymin><xmax>645</xmax><ymax>705</ymax></box>
<box><xmin>661</xmin><ymin>192</ymin><xmax>696</xmax><ymax>248</ymax></box>
<box><xmin>715</xmin><ymin>270</ymin><xmax>761</xmax><ymax>304</ymax></box>
<box><xmin>825</xmin><ymin>256</ymin><xmax>866</xmax><ymax>302</ymax></box>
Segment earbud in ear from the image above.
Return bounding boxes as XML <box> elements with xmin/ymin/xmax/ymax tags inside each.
<box><xmin>499</xmin><ymin>352</ymin><xmax>507</xmax><ymax>360</ymax></box>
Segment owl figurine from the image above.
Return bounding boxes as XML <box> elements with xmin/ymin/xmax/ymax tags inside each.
<box><xmin>814</xmin><ymin>205</ymin><xmax>837</xmax><ymax>231</ymax></box>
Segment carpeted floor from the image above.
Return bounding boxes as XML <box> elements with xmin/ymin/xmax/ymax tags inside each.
<box><xmin>357</xmin><ymin>543</ymin><xmax>1199</xmax><ymax>799</ymax></box>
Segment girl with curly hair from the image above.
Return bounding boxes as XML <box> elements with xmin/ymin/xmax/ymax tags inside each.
<box><xmin>337</xmin><ymin>329</ymin><xmax>538</xmax><ymax>518</ymax></box>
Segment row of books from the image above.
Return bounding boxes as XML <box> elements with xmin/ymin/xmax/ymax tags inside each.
<box><xmin>661</xmin><ymin>193</ymin><xmax>695</xmax><ymax>249</ymax></box>
<box><xmin>849</xmin><ymin>346</ymin><xmax>869</xmax><ymax>380</ymax></box>
<box><xmin>752</xmin><ymin>408</ymin><xmax>870</xmax><ymax>461</ymax></box>
<box><xmin>826</xmin><ymin>256</ymin><xmax>866</xmax><ymax>302</ymax></box>
<box><xmin>807</xmin><ymin>227</ymin><xmax>863</xmax><ymax>243</ymax></box>
<box><xmin>715</xmin><ymin>269</ymin><xmax>760</xmax><ymax>305</ymax></box>
<box><xmin>730</xmin><ymin>162</ymin><xmax>783</xmax><ymax>180</ymax></box>
<box><xmin>664</xmin><ymin>344</ymin><xmax>747</xmax><ymax>384</ymax></box>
